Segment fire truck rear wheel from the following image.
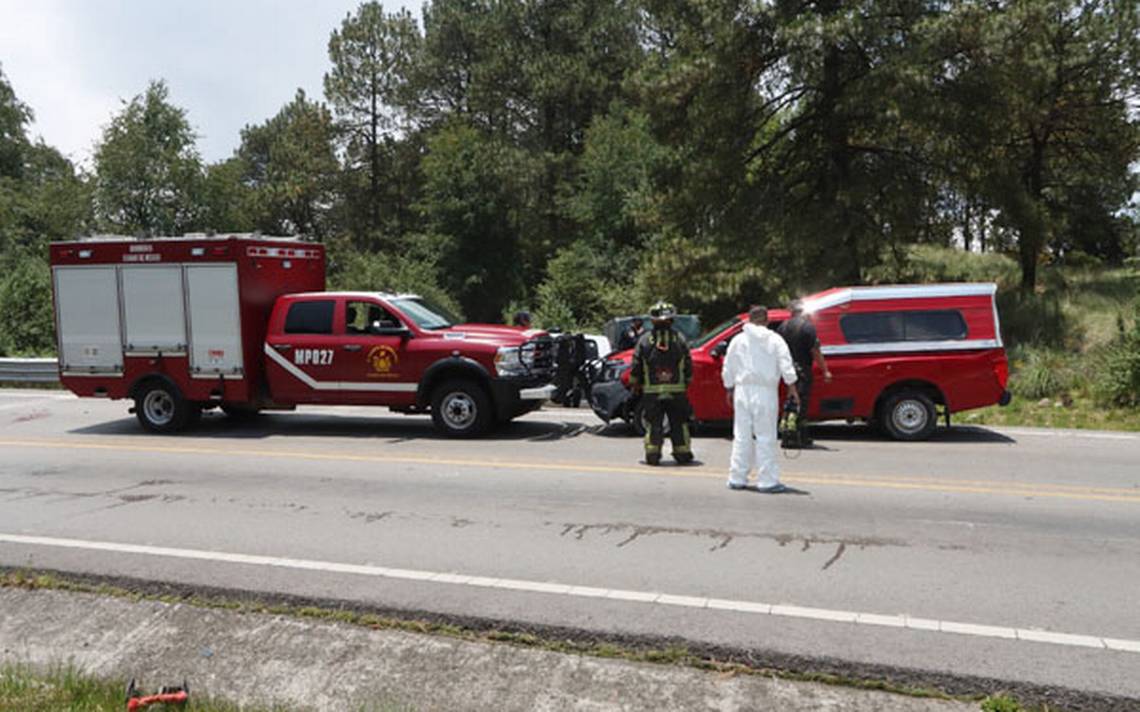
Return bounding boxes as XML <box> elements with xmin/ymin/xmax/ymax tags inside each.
<box><xmin>430</xmin><ymin>379</ymin><xmax>492</xmax><ymax>437</ymax></box>
<box><xmin>135</xmin><ymin>380</ymin><xmax>196</xmax><ymax>433</ymax></box>
<box><xmin>882</xmin><ymin>390</ymin><xmax>937</xmax><ymax>441</ymax></box>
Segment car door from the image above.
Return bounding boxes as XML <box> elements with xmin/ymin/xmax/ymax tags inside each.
<box><xmin>692</xmin><ymin>323</ymin><xmax>744</xmax><ymax>422</ymax></box>
<box><xmin>265</xmin><ymin>298</ymin><xmax>339</xmax><ymax>404</ymax></box>
<box><xmin>335</xmin><ymin>299</ymin><xmax>418</xmax><ymax>406</ymax></box>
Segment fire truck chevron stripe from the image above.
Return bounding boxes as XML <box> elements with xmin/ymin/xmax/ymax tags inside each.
<box><xmin>263</xmin><ymin>343</ymin><xmax>417</xmax><ymax>392</ymax></box>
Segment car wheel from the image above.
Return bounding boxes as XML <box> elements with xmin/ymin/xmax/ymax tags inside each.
<box><xmin>135</xmin><ymin>380</ymin><xmax>195</xmax><ymax>433</ymax></box>
<box><xmin>430</xmin><ymin>379</ymin><xmax>493</xmax><ymax>437</ymax></box>
<box><xmin>882</xmin><ymin>390</ymin><xmax>937</xmax><ymax>441</ymax></box>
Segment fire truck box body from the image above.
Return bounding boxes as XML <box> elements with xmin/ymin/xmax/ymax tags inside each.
<box><xmin>51</xmin><ymin>236</ymin><xmax>324</xmax><ymax>406</ymax></box>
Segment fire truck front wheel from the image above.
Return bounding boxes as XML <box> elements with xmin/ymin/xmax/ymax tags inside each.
<box><xmin>134</xmin><ymin>379</ymin><xmax>198</xmax><ymax>433</ymax></box>
<box><xmin>430</xmin><ymin>379</ymin><xmax>493</xmax><ymax>437</ymax></box>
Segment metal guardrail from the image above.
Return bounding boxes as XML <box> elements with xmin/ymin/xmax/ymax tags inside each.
<box><xmin>0</xmin><ymin>357</ymin><xmax>60</xmax><ymax>383</ymax></box>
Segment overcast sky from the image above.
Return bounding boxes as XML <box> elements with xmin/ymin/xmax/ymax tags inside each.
<box><xmin>0</xmin><ymin>0</ymin><xmax>412</xmax><ymax>167</ymax></box>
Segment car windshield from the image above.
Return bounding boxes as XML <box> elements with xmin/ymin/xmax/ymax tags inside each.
<box><xmin>391</xmin><ymin>297</ymin><xmax>459</xmax><ymax>330</ymax></box>
<box><xmin>691</xmin><ymin>316</ymin><xmax>741</xmax><ymax>348</ymax></box>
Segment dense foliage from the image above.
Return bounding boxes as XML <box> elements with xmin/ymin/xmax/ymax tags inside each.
<box><xmin>0</xmin><ymin>0</ymin><xmax>1138</xmax><ymax>355</ymax></box>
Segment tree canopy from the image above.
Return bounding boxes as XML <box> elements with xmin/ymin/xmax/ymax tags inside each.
<box><xmin>0</xmin><ymin>0</ymin><xmax>1138</xmax><ymax>355</ymax></box>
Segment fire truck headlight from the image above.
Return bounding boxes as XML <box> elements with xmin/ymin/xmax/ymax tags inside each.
<box><xmin>494</xmin><ymin>347</ymin><xmax>527</xmax><ymax>377</ymax></box>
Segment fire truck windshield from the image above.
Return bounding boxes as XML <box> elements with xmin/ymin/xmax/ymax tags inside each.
<box><xmin>392</xmin><ymin>297</ymin><xmax>459</xmax><ymax>330</ymax></box>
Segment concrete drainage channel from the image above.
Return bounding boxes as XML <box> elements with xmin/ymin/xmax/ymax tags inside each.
<box><xmin>0</xmin><ymin>585</ymin><xmax>973</xmax><ymax>712</ymax></box>
<box><xmin>4</xmin><ymin>572</ymin><xmax>1134</xmax><ymax>711</ymax></box>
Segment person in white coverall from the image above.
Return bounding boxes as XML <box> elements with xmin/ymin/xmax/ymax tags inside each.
<box><xmin>721</xmin><ymin>306</ymin><xmax>801</xmax><ymax>490</ymax></box>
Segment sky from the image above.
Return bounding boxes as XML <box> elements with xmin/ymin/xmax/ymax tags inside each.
<box><xmin>0</xmin><ymin>0</ymin><xmax>412</xmax><ymax>167</ymax></box>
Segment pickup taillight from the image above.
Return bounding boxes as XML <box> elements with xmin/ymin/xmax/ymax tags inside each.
<box><xmin>993</xmin><ymin>356</ymin><xmax>1009</xmax><ymax>389</ymax></box>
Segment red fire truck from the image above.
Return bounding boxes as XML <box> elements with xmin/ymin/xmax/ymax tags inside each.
<box><xmin>50</xmin><ymin>236</ymin><xmax>555</xmax><ymax>436</ymax></box>
<box><xmin>590</xmin><ymin>283</ymin><xmax>1012</xmax><ymax>440</ymax></box>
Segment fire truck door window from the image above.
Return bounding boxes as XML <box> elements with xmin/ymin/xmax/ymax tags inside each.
<box><xmin>285</xmin><ymin>300</ymin><xmax>335</xmax><ymax>334</ymax></box>
<box><xmin>345</xmin><ymin>301</ymin><xmax>399</xmax><ymax>334</ymax></box>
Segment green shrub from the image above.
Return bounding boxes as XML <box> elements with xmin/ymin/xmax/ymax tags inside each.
<box><xmin>1008</xmin><ymin>346</ymin><xmax>1080</xmax><ymax>400</ymax></box>
<box><xmin>867</xmin><ymin>244</ymin><xmax>1020</xmax><ymax>289</ymax></box>
<box><xmin>1091</xmin><ymin>312</ymin><xmax>1140</xmax><ymax>408</ymax></box>
<box><xmin>996</xmin><ymin>290</ymin><xmax>1071</xmax><ymax>349</ymax></box>
<box><xmin>325</xmin><ymin>236</ymin><xmax>463</xmax><ymax>320</ymax></box>
<box><xmin>0</xmin><ymin>252</ymin><xmax>55</xmax><ymax>356</ymax></box>
<box><xmin>534</xmin><ymin>240</ymin><xmax>639</xmax><ymax>332</ymax></box>
<box><xmin>1059</xmin><ymin>249</ymin><xmax>1104</xmax><ymax>269</ymax></box>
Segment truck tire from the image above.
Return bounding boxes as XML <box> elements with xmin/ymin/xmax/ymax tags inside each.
<box><xmin>430</xmin><ymin>379</ymin><xmax>493</xmax><ymax>437</ymax></box>
<box><xmin>881</xmin><ymin>390</ymin><xmax>937</xmax><ymax>441</ymax></box>
<box><xmin>135</xmin><ymin>380</ymin><xmax>197</xmax><ymax>433</ymax></box>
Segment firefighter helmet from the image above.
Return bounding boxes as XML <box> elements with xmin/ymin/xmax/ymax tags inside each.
<box><xmin>649</xmin><ymin>301</ymin><xmax>676</xmax><ymax>321</ymax></box>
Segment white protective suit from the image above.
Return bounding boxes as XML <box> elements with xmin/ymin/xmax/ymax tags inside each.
<box><xmin>720</xmin><ymin>322</ymin><xmax>798</xmax><ymax>488</ymax></box>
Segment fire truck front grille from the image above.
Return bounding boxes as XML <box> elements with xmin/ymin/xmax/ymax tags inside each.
<box><xmin>521</xmin><ymin>337</ymin><xmax>555</xmax><ymax>378</ymax></box>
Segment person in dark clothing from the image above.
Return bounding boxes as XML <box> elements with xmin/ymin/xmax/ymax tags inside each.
<box><xmin>776</xmin><ymin>300</ymin><xmax>832</xmax><ymax>446</ymax></box>
<box><xmin>617</xmin><ymin>318</ymin><xmax>645</xmax><ymax>351</ymax></box>
<box><xmin>513</xmin><ymin>311</ymin><xmax>533</xmax><ymax>329</ymax></box>
<box><xmin>629</xmin><ymin>301</ymin><xmax>693</xmax><ymax>465</ymax></box>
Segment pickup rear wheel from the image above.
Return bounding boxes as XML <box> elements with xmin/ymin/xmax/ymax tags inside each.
<box><xmin>882</xmin><ymin>390</ymin><xmax>937</xmax><ymax>441</ymax></box>
<box><xmin>135</xmin><ymin>380</ymin><xmax>196</xmax><ymax>433</ymax></box>
<box><xmin>430</xmin><ymin>379</ymin><xmax>492</xmax><ymax>437</ymax></box>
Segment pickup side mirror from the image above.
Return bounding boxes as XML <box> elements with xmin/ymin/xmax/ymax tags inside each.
<box><xmin>370</xmin><ymin>321</ymin><xmax>412</xmax><ymax>338</ymax></box>
<box><xmin>710</xmin><ymin>340</ymin><xmax>729</xmax><ymax>359</ymax></box>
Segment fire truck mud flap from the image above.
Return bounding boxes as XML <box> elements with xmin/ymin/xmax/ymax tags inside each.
<box><xmin>590</xmin><ymin>381</ymin><xmax>630</xmax><ymax>423</ymax></box>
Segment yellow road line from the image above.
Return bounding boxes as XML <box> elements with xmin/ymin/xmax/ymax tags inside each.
<box><xmin>1</xmin><ymin>438</ymin><xmax>1138</xmax><ymax>504</ymax></box>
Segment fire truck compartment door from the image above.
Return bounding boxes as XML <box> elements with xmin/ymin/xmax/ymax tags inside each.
<box><xmin>53</xmin><ymin>266</ymin><xmax>123</xmax><ymax>373</ymax></box>
<box><xmin>121</xmin><ymin>265</ymin><xmax>186</xmax><ymax>352</ymax></box>
<box><xmin>186</xmin><ymin>264</ymin><xmax>244</xmax><ymax>376</ymax></box>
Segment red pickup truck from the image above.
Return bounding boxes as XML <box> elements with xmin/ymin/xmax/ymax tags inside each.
<box><xmin>50</xmin><ymin>236</ymin><xmax>555</xmax><ymax>436</ymax></box>
<box><xmin>590</xmin><ymin>284</ymin><xmax>1012</xmax><ymax>440</ymax></box>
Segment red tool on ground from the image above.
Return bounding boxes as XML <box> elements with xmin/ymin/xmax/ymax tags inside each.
<box><xmin>126</xmin><ymin>678</ymin><xmax>189</xmax><ymax>710</ymax></box>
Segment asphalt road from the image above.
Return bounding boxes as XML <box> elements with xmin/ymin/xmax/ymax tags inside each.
<box><xmin>2</xmin><ymin>389</ymin><xmax>1139</xmax><ymax>704</ymax></box>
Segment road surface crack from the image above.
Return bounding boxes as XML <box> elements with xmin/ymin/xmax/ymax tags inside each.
<box><xmin>821</xmin><ymin>543</ymin><xmax>846</xmax><ymax>570</ymax></box>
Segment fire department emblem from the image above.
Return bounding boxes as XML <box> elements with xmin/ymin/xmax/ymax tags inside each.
<box><xmin>367</xmin><ymin>345</ymin><xmax>399</xmax><ymax>375</ymax></box>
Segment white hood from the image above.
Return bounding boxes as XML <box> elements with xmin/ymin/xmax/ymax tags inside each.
<box><xmin>721</xmin><ymin>323</ymin><xmax>798</xmax><ymax>388</ymax></box>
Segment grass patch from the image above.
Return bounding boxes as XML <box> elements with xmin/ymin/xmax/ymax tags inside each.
<box><xmin>0</xmin><ymin>662</ymin><xmax>288</xmax><ymax>712</ymax></box>
<box><xmin>964</xmin><ymin>394</ymin><xmax>1140</xmax><ymax>432</ymax></box>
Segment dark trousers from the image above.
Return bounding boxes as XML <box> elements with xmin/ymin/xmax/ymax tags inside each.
<box><xmin>643</xmin><ymin>394</ymin><xmax>692</xmax><ymax>459</ymax></box>
<box><xmin>792</xmin><ymin>368</ymin><xmax>813</xmax><ymax>440</ymax></box>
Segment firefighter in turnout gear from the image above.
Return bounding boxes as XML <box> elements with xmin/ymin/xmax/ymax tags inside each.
<box><xmin>630</xmin><ymin>301</ymin><xmax>694</xmax><ymax>465</ymax></box>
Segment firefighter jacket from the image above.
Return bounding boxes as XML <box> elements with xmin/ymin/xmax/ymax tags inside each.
<box><xmin>630</xmin><ymin>326</ymin><xmax>692</xmax><ymax>396</ymax></box>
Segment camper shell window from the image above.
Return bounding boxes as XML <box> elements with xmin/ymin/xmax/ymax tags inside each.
<box><xmin>840</xmin><ymin>310</ymin><xmax>967</xmax><ymax>343</ymax></box>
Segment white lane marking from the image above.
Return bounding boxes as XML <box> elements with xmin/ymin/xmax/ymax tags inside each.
<box><xmin>993</xmin><ymin>427</ymin><xmax>1140</xmax><ymax>442</ymax></box>
<box><xmin>0</xmin><ymin>532</ymin><xmax>1133</xmax><ymax>654</ymax></box>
